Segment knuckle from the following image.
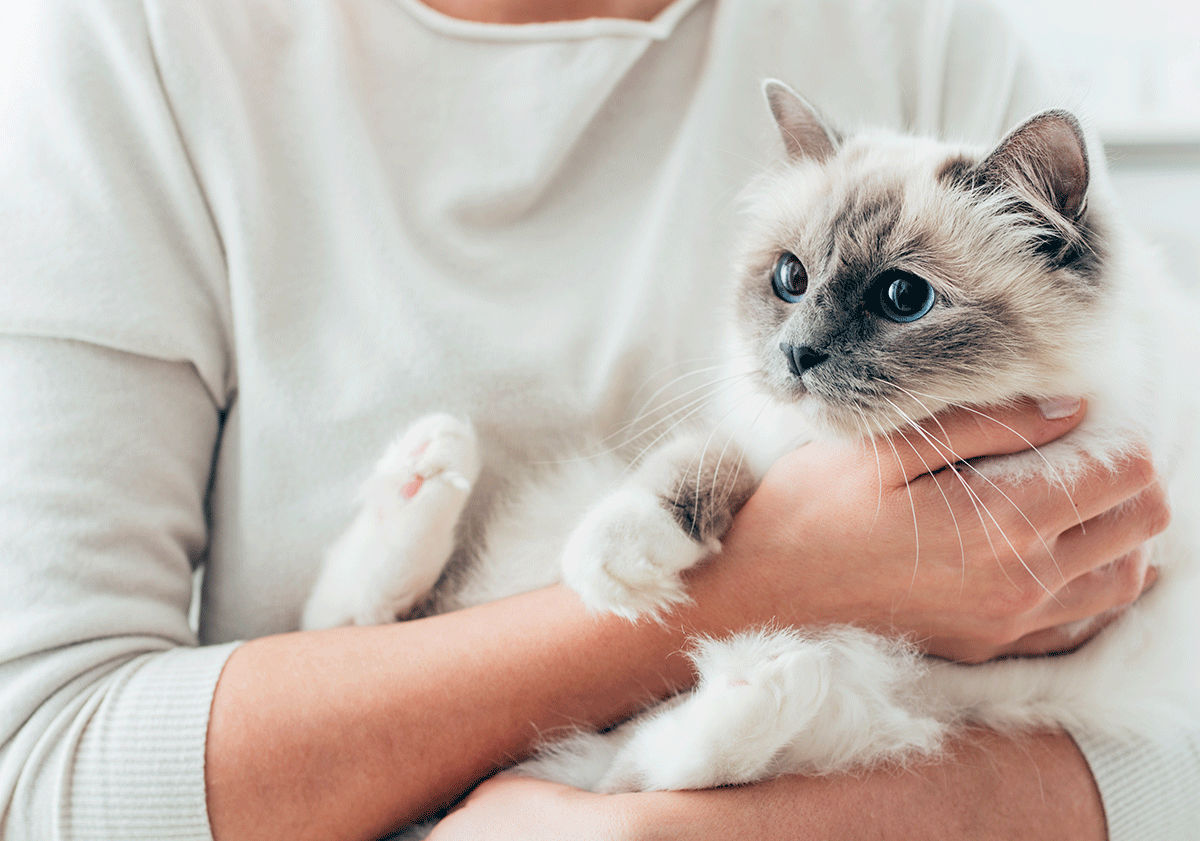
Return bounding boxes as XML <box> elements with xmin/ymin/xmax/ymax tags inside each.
<box><xmin>1113</xmin><ymin>553</ymin><xmax>1147</xmax><ymax>605</ymax></box>
<box><xmin>1012</xmin><ymin>583</ymin><xmax>1042</xmax><ymax>615</ymax></box>
<box><xmin>996</xmin><ymin>566</ymin><xmax>1046</xmax><ymax>612</ymax></box>
<box><xmin>1125</xmin><ymin>453</ymin><xmax>1157</xmax><ymax>489</ymax></box>
<box><xmin>1144</xmin><ymin>487</ymin><xmax>1172</xmax><ymax>537</ymax></box>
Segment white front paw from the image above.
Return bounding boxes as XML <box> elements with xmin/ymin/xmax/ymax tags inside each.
<box><xmin>561</xmin><ymin>487</ymin><xmax>716</xmax><ymax>621</ymax></box>
<box><xmin>370</xmin><ymin>413</ymin><xmax>481</xmax><ymax>497</ymax></box>
<box><xmin>599</xmin><ymin>634</ymin><xmax>833</xmax><ymax>792</ymax></box>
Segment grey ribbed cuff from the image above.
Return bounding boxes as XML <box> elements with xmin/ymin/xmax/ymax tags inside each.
<box><xmin>64</xmin><ymin>642</ymin><xmax>241</xmax><ymax>841</ymax></box>
<box><xmin>1068</xmin><ymin>724</ymin><xmax>1200</xmax><ymax>841</ymax></box>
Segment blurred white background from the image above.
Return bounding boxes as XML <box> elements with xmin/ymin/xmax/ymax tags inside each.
<box><xmin>1000</xmin><ymin>0</ymin><xmax>1200</xmax><ymax>288</ymax></box>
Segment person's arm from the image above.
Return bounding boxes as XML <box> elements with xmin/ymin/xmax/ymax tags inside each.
<box><xmin>0</xmin><ymin>7</ymin><xmax>1177</xmax><ymax>841</ymax></box>
<box><xmin>432</xmin><ymin>728</ymin><xmax>1108</xmax><ymax>841</ymax></box>
<box><xmin>0</xmin><ymin>3</ymin><xmax>236</xmax><ymax>839</ymax></box>
<box><xmin>207</xmin><ymin>396</ymin><xmax>1167</xmax><ymax>841</ymax></box>
<box><xmin>0</xmin><ymin>339</ymin><xmax>235</xmax><ymax>841</ymax></box>
<box><xmin>1</xmin><ymin>324</ymin><xmax>1137</xmax><ymax>841</ymax></box>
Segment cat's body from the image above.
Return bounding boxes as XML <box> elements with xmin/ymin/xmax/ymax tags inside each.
<box><xmin>304</xmin><ymin>81</ymin><xmax>1200</xmax><ymax>804</ymax></box>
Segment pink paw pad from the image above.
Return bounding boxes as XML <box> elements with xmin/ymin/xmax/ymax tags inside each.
<box><xmin>400</xmin><ymin>476</ymin><xmax>425</xmax><ymax>499</ymax></box>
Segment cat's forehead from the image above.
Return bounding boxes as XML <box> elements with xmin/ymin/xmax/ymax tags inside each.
<box><xmin>770</xmin><ymin>135</ymin><xmax>971</xmax><ymax>234</ymax></box>
<box><xmin>744</xmin><ymin>132</ymin><xmax>1025</xmax><ymax>291</ymax></box>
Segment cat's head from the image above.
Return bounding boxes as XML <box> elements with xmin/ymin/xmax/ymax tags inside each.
<box><xmin>735</xmin><ymin>80</ymin><xmax>1111</xmax><ymax>438</ymax></box>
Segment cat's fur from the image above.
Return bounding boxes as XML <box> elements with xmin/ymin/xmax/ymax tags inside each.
<box><xmin>304</xmin><ymin>80</ymin><xmax>1200</xmax><ymax>800</ymax></box>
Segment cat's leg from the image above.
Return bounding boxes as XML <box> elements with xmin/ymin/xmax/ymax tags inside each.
<box><xmin>512</xmin><ymin>696</ymin><xmax>688</xmax><ymax>792</ymax></box>
<box><xmin>596</xmin><ymin>629</ymin><xmax>947</xmax><ymax>792</ymax></box>
<box><xmin>301</xmin><ymin>414</ymin><xmax>481</xmax><ymax>630</ymax></box>
<box><xmin>561</xmin><ymin>430</ymin><xmax>756</xmax><ymax>620</ymax></box>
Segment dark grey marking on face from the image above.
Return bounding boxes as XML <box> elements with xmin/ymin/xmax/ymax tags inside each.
<box><xmin>659</xmin><ymin>447</ymin><xmax>756</xmax><ymax>544</ymax></box>
<box><xmin>828</xmin><ymin>188</ymin><xmax>904</xmax><ymax>267</ymax></box>
<box><xmin>936</xmin><ymin>155</ymin><xmax>974</xmax><ymax>187</ymax></box>
<box><xmin>949</xmin><ymin>184</ymin><xmax>1108</xmax><ymax>286</ymax></box>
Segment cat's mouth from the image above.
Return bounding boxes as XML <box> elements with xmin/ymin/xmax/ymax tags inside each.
<box><xmin>768</xmin><ymin>364</ymin><xmax>927</xmax><ymax>440</ymax></box>
<box><xmin>762</xmin><ymin>371</ymin><xmax>870</xmax><ymax>439</ymax></box>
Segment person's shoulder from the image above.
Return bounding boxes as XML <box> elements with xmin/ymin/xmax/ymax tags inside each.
<box><xmin>0</xmin><ymin>1</ymin><xmax>161</xmax><ymax>103</ymax></box>
<box><xmin>0</xmin><ymin>1</ymin><xmax>150</xmax><ymax>54</ymax></box>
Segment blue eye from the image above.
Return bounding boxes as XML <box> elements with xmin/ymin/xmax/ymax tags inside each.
<box><xmin>870</xmin><ymin>270</ymin><xmax>935</xmax><ymax>322</ymax></box>
<box><xmin>772</xmin><ymin>252</ymin><xmax>807</xmax><ymax>303</ymax></box>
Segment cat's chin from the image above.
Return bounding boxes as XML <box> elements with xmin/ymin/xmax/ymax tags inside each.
<box><xmin>768</xmin><ymin>392</ymin><xmax>872</xmax><ymax>443</ymax></box>
<box><xmin>806</xmin><ymin>405</ymin><xmax>877</xmax><ymax>441</ymax></box>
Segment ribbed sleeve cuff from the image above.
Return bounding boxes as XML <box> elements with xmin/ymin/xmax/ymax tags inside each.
<box><xmin>1068</xmin><ymin>725</ymin><xmax>1200</xmax><ymax>841</ymax></box>
<box><xmin>64</xmin><ymin>642</ymin><xmax>242</xmax><ymax>841</ymax></box>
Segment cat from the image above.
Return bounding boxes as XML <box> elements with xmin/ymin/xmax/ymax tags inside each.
<box><xmin>303</xmin><ymin>79</ymin><xmax>1200</xmax><ymax>799</ymax></box>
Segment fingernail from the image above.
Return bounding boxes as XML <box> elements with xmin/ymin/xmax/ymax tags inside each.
<box><xmin>1037</xmin><ymin>396</ymin><xmax>1082</xmax><ymax>420</ymax></box>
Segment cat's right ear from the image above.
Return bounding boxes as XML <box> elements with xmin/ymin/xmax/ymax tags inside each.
<box><xmin>763</xmin><ymin>80</ymin><xmax>838</xmax><ymax>163</ymax></box>
<box><xmin>975</xmin><ymin>110</ymin><xmax>1090</xmax><ymax>220</ymax></box>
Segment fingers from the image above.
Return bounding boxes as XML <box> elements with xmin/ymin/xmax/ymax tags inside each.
<box><xmin>1055</xmin><ymin>448</ymin><xmax>1162</xmax><ymax>528</ymax></box>
<box><xmin>1039</xmin><ymin>548</ymin><xmax>1156</xmax><ymax>629</ymax></box>
<box><xmin>998</xmin><ymin>556</ymin><xmax>1158</xmax><ymax>657</ymax></box>
<box><xmin>936</xmin><ymin>553</ymin><xmax>1157</xmax><ymax>663</ymax></box>
<box><xmin>880</xmin><ymin>398</ymin><xmax>1085</xmax><ymax>483</ymax></box>
<box><xmin>1052</xmin><ymin>482</ymin><xmax>1170</xmax><ymax>579</ymax></box>
<box><xmin>916</xmin><ymin>445</ymin><xmax>1164</xmax><ymax>586</ymax></box>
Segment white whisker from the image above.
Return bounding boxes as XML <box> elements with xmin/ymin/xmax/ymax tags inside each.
<box><xmin>880</xmin><ymin>432</ymin><xmax>921</xmax><ymax>594</ymax></box>
<box><xmin>900</xmin><ymin>384</ymin><xmax>1085</xmax><ymax>533</ymax></box>
<box><xmin>881</xmin><ymin>394</ymin><xmax>1062</xmax><ymax>599</ymax></box>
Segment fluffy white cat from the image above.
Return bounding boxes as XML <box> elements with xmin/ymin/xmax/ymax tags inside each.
<box><xmin>304</xmin><ymin>80</ymin><xmax>1200</xmax><ymax>799</ymax></box>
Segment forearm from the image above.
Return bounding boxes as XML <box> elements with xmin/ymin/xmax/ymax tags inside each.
<box><xmin>627</xmin><ymin>728</ymin><xmax>1106</xmax><ymax>841</ymax></box>
<box><xmin>206</xmin><ymin>584</ymin><xmax>701</xmax><ymax>841</ymax></box>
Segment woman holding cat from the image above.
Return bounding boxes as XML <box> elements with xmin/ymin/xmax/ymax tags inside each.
<box><xmin>0</xmin><ymin>1</ymin><xmax>1194</xmax><ymax>841</ymax></box>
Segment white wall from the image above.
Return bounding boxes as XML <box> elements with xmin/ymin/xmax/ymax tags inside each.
<box><xmin>997</xmin><ymin>1</ymin><xmax>1200</xmax><ymax>288</ymax></box>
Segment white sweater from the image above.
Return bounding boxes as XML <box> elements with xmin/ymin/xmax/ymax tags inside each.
<box><xmin>0</xmin><ymin>1</ymin><xmax>1195</xmax><ymax>838</ymax></box>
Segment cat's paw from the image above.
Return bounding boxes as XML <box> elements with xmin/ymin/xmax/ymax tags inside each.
<box><xmin>366</xmin><ymin>413</ymin><xmax>481</xmax><ymax>510</ymax></box>
<box><xmin>561</xmin><ymin>487</ymin><xmax>717</xmax><ymax>621</ymax></box>
<box><xmin>303</xmin><ymin>414</ymin><xmax>481</xmax><ymax>631</ymax></box>
<box><xmin>598</xmin><ymin>634</ymin><xmax>831</xmax><ymax>791</ymax></box>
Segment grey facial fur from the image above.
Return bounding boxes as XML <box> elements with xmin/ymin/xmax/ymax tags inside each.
<box><xmin>736</xmin><ymin>86</ymin><xmax>1110</xmax><ymax>438</ymax></box>
<box><xmin>658</xmin><ymin>442</ymin><xmax>756</xmax><ymax>545</ymax></box>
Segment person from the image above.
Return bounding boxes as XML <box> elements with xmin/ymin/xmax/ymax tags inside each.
<box><xmin>0</xmin><ymin>1</ymin><xmax>1195</xmax><ymax>839</ymax></box>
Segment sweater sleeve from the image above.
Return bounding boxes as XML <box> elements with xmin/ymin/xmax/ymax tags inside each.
<box><xmin>0</xmin><ymin>3</ymin><xmax>239</xmax><ymax>840</ymax></box>
<box><xmin>0</xmin><ymin>338</ymin><xmax>240</xmax><ymax>841</ymax></box>
<box><xmin>912</xmin><ymin>2</ymin><xmax>1200</xmax><ymax>838</ymax></box>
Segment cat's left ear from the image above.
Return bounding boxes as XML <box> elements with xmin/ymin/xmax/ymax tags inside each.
<box><xmin>762</xmin><ymin>79</ymin><xmax>839</xmax><ymax>163</ymax></box>
<box><xmin>975</xmin><ymin>110</ymin><xmax>1090</xmax><ymax>220</ymax></box>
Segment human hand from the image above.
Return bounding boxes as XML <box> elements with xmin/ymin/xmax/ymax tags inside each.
<box><xmin>427</xmin><ymin>774</ymin><xmax>639</xmax><ymax>841</ymax></box>
<box><xmin>687</xmin><ymin>398</ymin><xmax>1168</xmax><ymax>663</ymax></box>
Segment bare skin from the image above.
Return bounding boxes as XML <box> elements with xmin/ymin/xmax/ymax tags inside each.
<box><xmin>206</xmin><ymin>400</ymin><xmax>1166</xmax><ymax>841</ymax></box>
<box><xmin>205</xmin><ymin>6</ymin><xmax>1168</xmax><ymax>838</ymax></box>
<box><xmin>420</xmin><ymin>0</ymin><xmax>673</xmax><ymax>24</ymax></box>
<box><xmin>432</xmin><ymin>729</ymin><xmax>1106</xmax><ymax>841</ymax></box>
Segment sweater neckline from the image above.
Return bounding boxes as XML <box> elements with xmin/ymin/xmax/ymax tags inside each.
<box><xmin>392</xmin><ymin>0</ymin><xmax>706</xmax><ymax>42</ymax></box>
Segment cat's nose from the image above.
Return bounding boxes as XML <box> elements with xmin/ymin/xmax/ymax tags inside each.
<box><xmin>780</xmin><ymin>343</ymin><xmax>829</xmax><ymax>376</ymax></box>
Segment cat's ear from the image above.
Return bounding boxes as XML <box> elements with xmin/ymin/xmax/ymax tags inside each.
<box><xmin>763</xmin><ymin>79</ymin><xmax>838</xmax><ymax>163</ymax></box>
<box><xmin>975</xmin><ymin>110</ymin><xmax>1090</xmax><ymax>220</ymax></box>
